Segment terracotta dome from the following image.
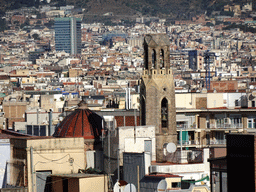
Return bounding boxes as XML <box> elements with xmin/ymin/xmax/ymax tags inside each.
<box><xmin>53</xmin><ymin>101</ymin><xmax>103</xmax><ymax>139</ymax></box>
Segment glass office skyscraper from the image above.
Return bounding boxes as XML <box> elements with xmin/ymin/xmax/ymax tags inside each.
<box><xmin>54</xmin><ymin>17</ymin><xmax>81</xmax><ymax>54</ymax></box>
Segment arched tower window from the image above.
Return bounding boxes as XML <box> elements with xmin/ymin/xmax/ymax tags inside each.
<box><xmin>161</xmin><ymin>98</ymin><xmax>168</xmax><ymax>129</ymax></box>
<box><xmin>144</xmin><ymin>46</ymin><xmax>148</xmax><ymax>69</ymax></box>
<box><xmin>160</xmin><ymin>49</ymin><xmax>164</xmax><ymax>69</ymax></box>
<box><xmin>152</xmin><ymin>49</ymin><xmax>156</xmax><ymax>69</ymax></box>
<box><xmin>141</xmin><ymin>97</ymin><xmax>146</xmax><ymax>125</ymax></box>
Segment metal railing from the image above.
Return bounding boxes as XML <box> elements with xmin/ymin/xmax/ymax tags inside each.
<box><xmin>206</xmin><ymin>139</ymin><xmax>226</xmax><ymax>145</ymax></box>
<box><xmin>166</xmin><ymin>149</ymin><xmax>203</xmax><ymax>164</ymax></box>
<box><xmin>177</xmin><ymin>124</ymin><xmax>196</xmax><ymax>130</ymax></box>
<box><xmin>209</xmin><ymin>123</ymin><xmax>242</xmax><ymax>129</ymax></box>
<box><xmin>0</xmin><ymin>188</ymin><xmax>28</xmax><ymax>192</ymax></box>
<box><xmin>177</xmin><ymin>140</ymin><xmax>199</xmax><ymax>145</ymax></box>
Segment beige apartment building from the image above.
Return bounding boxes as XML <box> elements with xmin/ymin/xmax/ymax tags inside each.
<box><xmin>3</xmin><ymin>97</ymin><xmax>28</xmax><ymax>129</ymax></box>
<box><xmin>9</xmin><ymin>137</ymin><xmax>85</xmax><ymax>192</ymax></box>
<box><xmin>175</xmin><ymin>91</ymin><xmax>256</xmax><ymax>149</ymax></box>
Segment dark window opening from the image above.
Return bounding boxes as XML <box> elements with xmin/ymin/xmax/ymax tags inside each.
<box><xmin>34</xmin><ymin>126</ymin><xmax>39</xmax><ymax>136</ymax></box>
<box><xmin>145</xmin><ymin>46</ymin><xmax>148</xmax><ymax>69</ymax></box>
<box><xmin>63</xmin><ymin>178</ymin><xmax>68</xmax><ymax>192</ymax></box>
<box><xmin>141</xmin><ymin>97</ymin><xmax>146</xmax><ymax>125</ymax></box>
<box><xmin>161</xmin><ymin>98</ymin><xmax>168</xmax><ymax>129</ymax></box>
<box><xmin>172</xmin><ymin>182</ymin><xmax>181</xmax><ymax>188</ymax></box>
<box><xmin>160</xmin><ymin>49</ymin><xmax>164</xmax><ymax>69</ymax></box>
<box><xmin>152</xmin><ymin>49</ymin><xmax>156</xmax><ymax>69</ymax></box>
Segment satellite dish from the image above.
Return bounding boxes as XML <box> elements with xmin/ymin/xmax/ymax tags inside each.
<box><xmin>113</xmin><ymin>182</ymin><xmax>121</xmax><ymax>192</ymax></box>
<box><xmin>157</xmin><ymin>179</ymin><xmax>167</xmax><ymax>192</ymax></box>
<box><xmin>123</xmin><ymin>183</ymin><xmax>136</xmax><ymax>192</ymax></box>
<box><xmin>166</xmin><ymin>142</ymin><xmax>177</xmax><ymax>153</ymax></box>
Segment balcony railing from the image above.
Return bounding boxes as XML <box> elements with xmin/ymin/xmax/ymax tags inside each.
<box><xmin>209</xmin><ymin>123</ymin><xmax>242</xmax><ymax>129</ymax></box>
<box><xmin>177</xmin><ymin>140</ymin><xmax>199</xmax><ymax>145</ymax></box>
<box><xmin>206</xmin><ymin>139</ymin><xmax>226</xmax><ymax>145</ymax></box>
<box><xmin>165</xmin><ymin>149</ymin><xmax>203</xmax><ymax>164</ymax></box>
<box><xmin>177</xmin><ymin>124</ymin><xmax>196</xmax><ymax>130</ymax></box>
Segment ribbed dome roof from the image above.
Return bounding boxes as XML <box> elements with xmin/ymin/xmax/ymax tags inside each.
<box><xmin>53</xmin><ymin>101</ymin><xmax>102</xmax><ymax>139</ymax></box>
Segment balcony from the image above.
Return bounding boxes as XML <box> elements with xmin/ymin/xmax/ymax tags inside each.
<box><xmin>206</xmin><ymin>139</ymin><xmax>226</xmax><ymax>145</ymax></box>
<box><xmin>177</xmin><ymin>140</ymin><xmax>199</xmax><ymax>146</ymax></box>
<box><xmin>209</xmin><ymin>123</ymin><xmax>242</xmax><ymax>129</ymax></box>
<box><xmin>164</xmin><ymin>149</ymin><xmax>204</xmax><ymax>164</ymax></box>
<box><xmin>177</xmin><ymin>124</ymin><xmax>196</xmax><ymax>130</ymax></box>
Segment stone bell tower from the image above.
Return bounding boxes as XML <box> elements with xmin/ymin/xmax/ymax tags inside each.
<box><xmin>140</xmin><ymin>34</ymin><xmax>177</xmax><ymax>162</ymax></box>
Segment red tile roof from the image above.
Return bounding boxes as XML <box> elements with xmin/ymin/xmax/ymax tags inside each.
<box><xmin>53</xmin><ymin>102</ymin><xmax>102</xmax><ymax>139</ymax></box>
<box><xmin>0</xmin><ymin>129</ymin><xmax>31</xmax><ymax>138</ymax></box>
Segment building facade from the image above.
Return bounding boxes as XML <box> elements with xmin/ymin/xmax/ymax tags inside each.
<box><xmin>8</xmin><ymin>137</ymin><xmax>85</xmax><ymax>192</ymax></box>
<box><xmin>175</xmin><ymin>91</ymin><xmax>256</xmax><ymax>149</ymax></box>
<box><xmin>54</xmin><ymin>17</ymin><xmax>81</xmax><ymax>55</ymax></box>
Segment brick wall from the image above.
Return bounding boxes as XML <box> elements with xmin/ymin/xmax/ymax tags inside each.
<box><xmin>115</xmin><ymin>116</ymin><xmax>140</xmax><ymax>127</ymax></box>
<box><xmin>7</xmin><ymin>118</ymin><xmax>25</xmax><ymax>129</ymax></box>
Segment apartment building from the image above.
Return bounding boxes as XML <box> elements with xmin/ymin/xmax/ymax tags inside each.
<box><xmin>175</xmin><ymin>91</ymin><xmax>256</xmax><ymax>149</ymax></box>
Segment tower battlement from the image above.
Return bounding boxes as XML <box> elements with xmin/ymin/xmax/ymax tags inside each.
<box><xmin>142</xmin><ymin>69</ymin><xmax>173</xmax><ymax>78</ymax></box>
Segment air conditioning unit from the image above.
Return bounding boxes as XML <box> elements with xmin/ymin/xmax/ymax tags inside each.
<box><xmin>149</xmin><ymin>165</ymin><xmax>159</xmax><ymax>174</ymax></box>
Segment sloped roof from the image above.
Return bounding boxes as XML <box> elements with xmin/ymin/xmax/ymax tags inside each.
<box><xmin>144</xmin><ymin>34</ymin><xmax>170</xmax><ymax>47</ymax></box>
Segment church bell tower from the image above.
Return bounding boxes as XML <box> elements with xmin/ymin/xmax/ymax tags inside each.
<box><xmin>140</xmin><ymin>34</ymin><xmax>177</xmax><ymax>162</ymax></box>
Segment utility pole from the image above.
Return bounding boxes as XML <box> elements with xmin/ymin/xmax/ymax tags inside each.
<box><xmin>117</xmin><ymin>148</ymin><xmax>120</xmax><ymax>182</ymax></box>
<box><xmin>108</xmin><ymin>122</ymin><xmax>111</xmax><ymax>191</ymax></box>
<box><xmin>30</xmin><ymin>147</ymin><xmax>34</xmax><ymax>192</ymax></box>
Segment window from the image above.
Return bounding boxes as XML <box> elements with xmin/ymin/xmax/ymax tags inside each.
<box><xmin>252</xmin><ymin>101</ymin><xmax>255</xmax><ymax>107</ymax></box>
<box><xmin>144</xmin><ymin>140</ymin><xmax>152</xmax><ymax>153</ymax></box>
<box><xmin>34</xmin><ymin>125</ymin><xmax>39</xmax><ymax>136</ymax></box>
<box><xmin>105</xmin><ymin>121</ymin><xmax>115</xmax><ymax>130</ymax></box>
<box><xmin>224</xmin><ymin>118</ymin><xmax>229</xmax><ymax>124</ymax></box>
<box><xmin>177</xmin><ymin>121</ymin><xmax>187</xmax><ymax>129</ymax></box>
<box><xmin>26</xmin><ymin>125</ymin><xmax>48</xmax><ymax>136</ymax></box>
<box><xmin>215</xmin><ymin>131</ymin><xmax>225</xmax><ymax>143</ymax></box>
<box><xmin>172</xmin><ymin>182</ymin><xmax>181</xmax><ymax>188</ymax></box>
<box><xmin>230</xmin><ymin>116</ymin><xmax>241</xmax><ymax>128</ymax></box>
<box><xmin>141</xmin><ymin>98</ymin><xmax>146</xmax><ymax>125</ymax></box>
<box><xmin>152</xmin><ymin>49</ymin><xmax>156</xmax><ymax>69</ymax></box>
<box><xmin>160</xmin><ymin>49</ymin><xmax>164</xmax><ymax>68</ymax></box>
<box><xmin>161</xmin><ymin>98</ymin><xmax>168</xmax><ymax>129</ymax></box>
<box><xmin>235</xmin><ymin>100</ymin><xmax>239</xmax><ymax>106</ymax></box>
<box><xmin>248</xmin><ymin>117</ymin><xmax>256</xmax><ymax>128</ymax></box>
